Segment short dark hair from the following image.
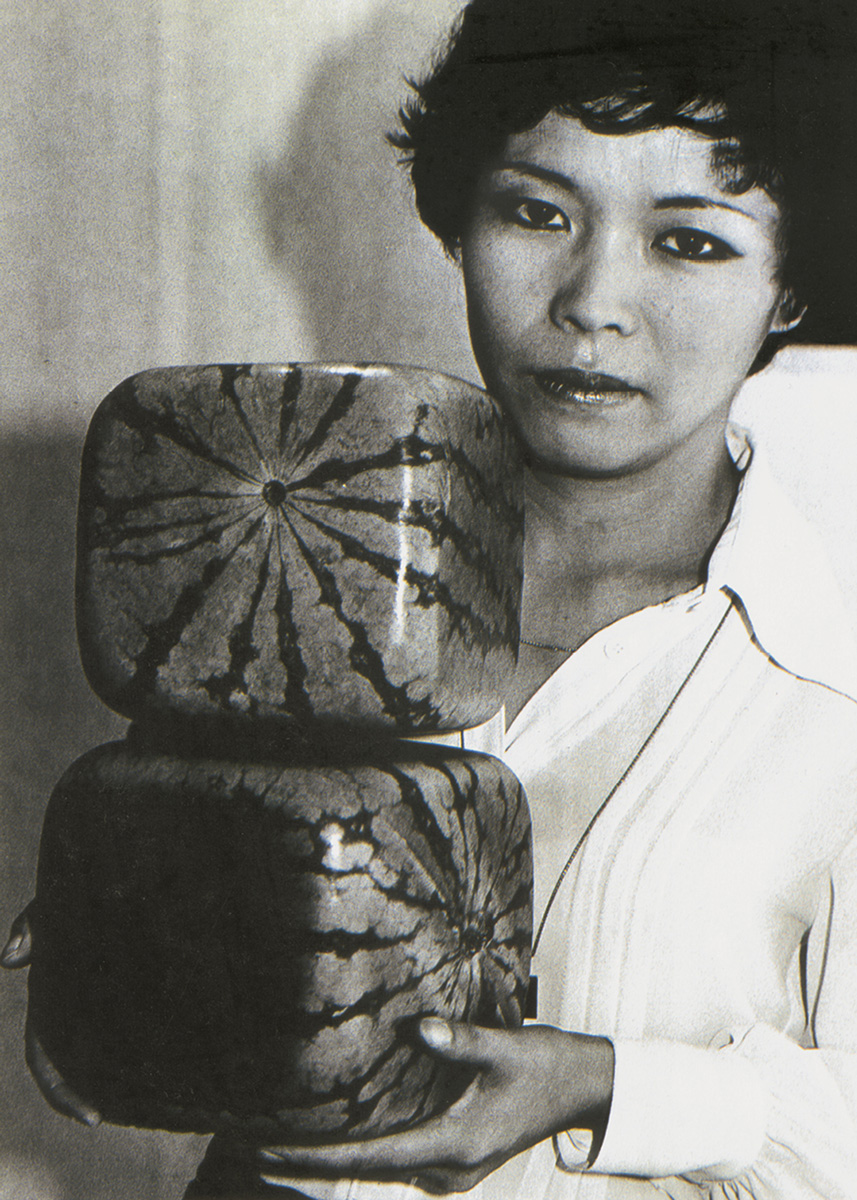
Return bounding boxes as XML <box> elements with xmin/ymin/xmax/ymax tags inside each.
<box><xmin>392</xmin><ymin>0</ymin><xmax>857</xmax><ymax>347</ymax></box>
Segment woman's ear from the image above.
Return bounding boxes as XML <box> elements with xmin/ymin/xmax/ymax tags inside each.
<box><xmin>771</xmin><ymin>289</ymin><xmax>807</xmax><ymax>334</ymax></box>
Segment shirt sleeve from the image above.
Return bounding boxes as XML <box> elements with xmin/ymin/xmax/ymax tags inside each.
<box><xmin>554</xmin><ymin>832</ymin><xmax>857</xmax><ymax>1199</ymax></box>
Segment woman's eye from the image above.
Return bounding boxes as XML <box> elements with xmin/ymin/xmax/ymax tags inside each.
<box><xmin>509</xmin><ymin>198</ymin><xmax>570</xmax><ymax>232</ymax></box>
<box><xmin>655</xmin><ymin>227</ymin><xmax>739</xmax><ymax>261</ymax></box>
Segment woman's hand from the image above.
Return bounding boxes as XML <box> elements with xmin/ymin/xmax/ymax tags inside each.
<box><xmin>1</xmin><ymin>907</ymin><xmax>101</xmax><ymax>1128</ymax></box>
<box><xmin>258</xmin><ymin>1018</ymin><xmax>614</xmax><ymax>1194</ymax></box>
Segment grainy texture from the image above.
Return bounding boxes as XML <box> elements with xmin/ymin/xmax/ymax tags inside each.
<box><xmin>76</xmin><ymin>364</ymin><xmax>524</xmax><ymax>732</ymax></box>
<box><xmin>28</xmin><ymin>736</ymin><xmax>533</xmax><ymax>1140</ymax></box>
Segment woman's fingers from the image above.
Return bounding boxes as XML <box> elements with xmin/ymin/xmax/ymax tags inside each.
<box><xmin>1</xmin><ymin>905</ymin><xmax>34</xmax><ymax>968</ymax></box>
<box><xmin>259</xmin><ymin>1117</ymin><xmax>458</xmax><ymax>1176</ymax></box>
<box><xmin>259</xmin><ymin>1022</ymin><xmax>523</xmax><ymax>1178</ymax></box>
<box><xmin>258</xmin><ymin>1082</ymin><xmax>491</xmax><ymax>1179</ymax></box>
<box><xmin>3</xmin><ymin>909</ymin><xmax>101</xmax><ymax>1127</ymax></box>
<box><xmin>259</xmin><ymin>1024</ymin><xmax>501</xmax><ymax>1176</ymax></box>
<box><xmin>260</xmin><ymin>1024</ymin><xmax>612</xmax><ymax>1192</ymax></box>
<box><xmin>418</xmin><ymin>1017</ymin><xmax>506</xmax><ymax>1066</ymax></box>
<box><xmin>25</xmin><ymin>1023</ymin><xmax>101</xmax><ymax>1128</ymax></box>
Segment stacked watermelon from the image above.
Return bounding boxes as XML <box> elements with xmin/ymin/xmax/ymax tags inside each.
<box><xmin>27</xmin><ymin>363</ymin><xmax>533</xmax><ymax>1141</ymax></box>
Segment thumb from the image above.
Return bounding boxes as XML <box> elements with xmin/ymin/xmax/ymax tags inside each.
<box><xmin>1</xmin><ymin>905</ymin><xmax>34</xmax><ymax>969</ymax></box>
<box><xmin>418</xmin><ymin>1017</ymin><xmax>506</xmax><ymax>1066</ymax></box>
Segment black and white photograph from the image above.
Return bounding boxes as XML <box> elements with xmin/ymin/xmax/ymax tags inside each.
<box><xmin>2</xmin><ymin>1</ymin><xmax>857</xmax><ymax>1197</ymax></box>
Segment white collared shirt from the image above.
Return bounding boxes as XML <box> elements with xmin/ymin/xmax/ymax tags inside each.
<box><xmin>266</xmin><ymin>426</ymin><xmax>857</xmax><ymax>1200</ymax></box>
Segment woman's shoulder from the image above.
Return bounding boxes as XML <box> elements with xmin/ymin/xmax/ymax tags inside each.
<box><xmin>710</xmin><ymin>415</ymin><xmax>857</xmax><ymax>706</ymax></box>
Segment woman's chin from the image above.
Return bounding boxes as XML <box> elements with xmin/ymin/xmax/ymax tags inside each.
<box><xmin>516</xmin><ymin>423</ymin><xmax>656</xmax><ymax>481</ymax></box>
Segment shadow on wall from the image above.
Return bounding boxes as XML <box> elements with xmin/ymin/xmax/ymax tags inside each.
<box><xmin>255</xmin><ymin>3</ymin><xmax>479</xmax><ymax>385</ymax></box>
<box><xmin>0</xmin><ymin>435</ymin><xmax>207</xmax><ymax>1199</ymax></box>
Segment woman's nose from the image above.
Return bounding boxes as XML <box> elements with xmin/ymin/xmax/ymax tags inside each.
<box><xmin>548</xmin><ymin>235</ymin><xmax>639</xmax><ymax>337</ymax></box>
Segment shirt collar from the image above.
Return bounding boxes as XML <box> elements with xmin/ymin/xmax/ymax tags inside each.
<box><xmin>706</xmin><ymin>422</ymin><xmax>857</xmax><ymax>703</ymax></box>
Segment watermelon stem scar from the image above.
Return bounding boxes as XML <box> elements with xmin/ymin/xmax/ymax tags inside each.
<box><xmin>262</xmin><ymin>480</ymin><xmax>288</xmax><ymax>508</ymax></box>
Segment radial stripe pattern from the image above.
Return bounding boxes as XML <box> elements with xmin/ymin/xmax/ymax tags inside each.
<box><xmin>29</xmin><ymin>739</ymin><xmax>533</xmax><ymax>1139</ymax></box>
<box><xmin>77</xmin><ymin>363</ymin><xmax>524</xmax><ymax>732</ymax></box>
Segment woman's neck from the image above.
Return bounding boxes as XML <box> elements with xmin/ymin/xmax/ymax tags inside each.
<box><xmin>520</xmin><ymin>429</ymin><xmax>740</xmax><ymax>652</ymax></box>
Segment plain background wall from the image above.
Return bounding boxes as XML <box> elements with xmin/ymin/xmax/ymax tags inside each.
<box><xmin>1</xmin><ymin>3</ymin><xmax>857</xmax><ymax>1198</ymax></box>
<box><xmin>0</xmin><ymin>0</ymin><xmax>474</xmax><ymax>435</ymax></box>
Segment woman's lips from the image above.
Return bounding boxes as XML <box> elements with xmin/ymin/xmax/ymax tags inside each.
<box><xmin>531</xmin><ymin>368</ymin><xmax>644</xmax><ymax>407</ymax></box>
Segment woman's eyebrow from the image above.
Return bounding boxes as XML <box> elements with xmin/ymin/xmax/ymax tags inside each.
<box><xmin>493</xmin><ymin>166</ymin><xmax>757</xmax><ymax>221</ymax></box>
<box><xmin>494</xmin><ymin>161</ymin><xmax>581</xmax><ymax>193</ymax></box>
<box><xmin>652</xmin><ymin>195</ymin><xmax>756</xmax><ymax>219</ymax></box>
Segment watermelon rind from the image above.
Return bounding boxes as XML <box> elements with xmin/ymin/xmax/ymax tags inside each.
<box><xmin>76</xmin><ymin>363</ymin><xmax>524</xmax><ymax>733</ymax></box>
<box><xmin>28</xmin><ymin>735</ymin><xmax>533</xmax><ymax>1139</ymax></box>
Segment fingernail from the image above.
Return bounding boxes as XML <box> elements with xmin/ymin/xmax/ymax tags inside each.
<box><xmin>1</xmin><ymin>936</ymin><xmax>22</xmax><ymax>966</ymax></box>
<box><xmin>258</xmin><ymin>1150</ymin><xmax>286</xmax><ymax>1163</ymax></box>
<box><xmin>420</xmin><ymin>1017</ymin><xmax>453</xmax><ymax>1049</ymax></box>
<box><xmin>72</xmin><ymin>1109</ymin><xmax>101</xmax><ymax>1129</ymax></box>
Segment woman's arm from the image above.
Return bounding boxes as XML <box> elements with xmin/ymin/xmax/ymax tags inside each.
<box><xmin>568</xmin><ymin>830</ymin><xmax>857</xmax><ymax>1199</ymax></box>
<box><xmin>256</xmin><ymin>829</ymin><xmax>857</xmax><ymax>1199</ymax></box>
<box><xmin>257</xmin><ymin>1019</ymin><xmax>613</xmax><ymax>1194</ymax></box>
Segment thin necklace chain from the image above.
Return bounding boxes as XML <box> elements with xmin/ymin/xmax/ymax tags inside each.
<box><xmin>531</xmin><ymin>597</ymin><xmax>734</xmax><ymax>956</ymax></box>
<box><xmin>520</xmin><ymin>637</ymin><xmax>575</xmax><ymax>653</ymax></box>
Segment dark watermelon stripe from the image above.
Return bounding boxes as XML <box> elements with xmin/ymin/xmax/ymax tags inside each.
<box><xmin>475</xmin><ymin>957</ymin><xmax>522</xmax><ymax>1029</ymax></box>
<box><xmin>291</xmin><ymin>491</ymin><xmax>431</xmax><ymax>531</ymax></box>
<box><xmin>290</xmin><ymin>1038</ymin><xmax>411</xmax><ymax>1117</ymax></box>
<box><xmin>426</xmin><ymin>759</ymin><xmax>481</xmax><ymax>916</ymax></box>
<box><xmin>102</xmin><ymin>503</ymin><xmax>264</xmax><ymax>566</ymax></box>
<box><xmin>435</xmin><ymin>949</ymin><xmax>480</xmax><ymax>1014</ymax></box>
<box><xmin>474</xmin><ymin>767</ymin><xmax>528</xmax><ymax>877</ymax></box>
<box><xmin>281</xmin><ymin>511</ymin><xmax>440</xmax><ymax>725</ymax></box>
<box><xmin>444</xmin><ymin>440</ymin><xmax>523</xmax><ymax>526</ymax></box>
<box><xmin>299</xmin><ymin>491</ymin><xmax>519</xmax><ymax>611</ymax></box>
<box><xmin>295</xmin><ymin>372</ymin><xmax>362</xmax><ymax>466</ymax></box>
<box><xmin>219</xmin><ymin>364</ymin><xmax>270</xmax><ymax>473</ymax></box>
<box><xmin>287</xmin><ymin>947</ymin><xmax>466</xmax><ymax>1037</ymax></box>
<box><xmin>296</xmin><ymin>807</ymin><xmax>454</xmax><ymax>914</ymax></box>
<box><xmin>277</xmin><ymin>367</ymin><xmax>303</xmax><ymax>457</ymax></box>
<box><xmin>79</xmin><ymin>364</ymin><xmax>523</xmax><ymax>731</ymax></box>
<box><xmin>431</xmin><ymin>761</ymin><xmax>531</xmax><ymax>945</ymax></box>
<box><xmin>271</xmin><ymin>526</ymin><xmax>315</xmax><ymax>722</ymax></box>
<box><xmin>291</xmin><ymin>923</ymin><xmax>426</xmax><ymax>958</ymax></box>
<box><xmin>277</xmin><ymin>1024</ymin><xmax>436</xmax><ymax>1120</ymax></box>
<box><xmin>398</xmin><ymin>429</ymin><xmax>443</xmax><ymax>466</ymax></box>
<box><xmin>434</xmin><ymin>954</ymin><xmax>466</xmax><ymax>1012</ymax></box>
<box><xmin>384</xmin><ymin>764</ymin><xmax>464</xmax><ymax>897</ymax></box>
<box><xmin>33</xmin><ymin>739</ymin><xmax>530</xmax><ymax>1137</ymax></box>
<box><xmin>111</xmin><ymin>378</ymin><xmax>261</xmax><ymax>487</ymax></box>
<box><xmin>282</xmin><ymin>436</ymin><xmax>446</xmax><ymax>496</ymax></box>
<box><xmin>89</xmin><ymin>483</ymin><xmax>252</xmax><ymax>522</ymax></box>
<box><xmin>290</xmin><ymin>491</ymin><xmax>516</xmax><ymax>610</ymax></box>
<box><xmin>96</xmin><ymin>496</ymin><xmax>261</xmax><ymax>551</ymax></box>
<box><xmin>118</xmin><ymin>516</ymin><xmax>266</xmax><ymax>709</ymax></box>
<box><xmin>495</xmin><ymin>784</ymin><xmax>532</xmax><ymax>878</ymax></box>
<box><xmin>301</xmin><ymin>791</ymin><xmax>459</xmax><ymax>914</ymax></box>
<box><xmin>488</xmin><ymin>881</ymin><xmax>536</xmax><ymax>930</ymax></box>
<box><xmin>201</xmin><ymin>538</ymin><xmax>273</xmax><ymax>709</ymax></box>
<box><xmin>306</xmin><ymin>865</ymin><xmax>450</xmax><ymax>919</ymax></box>
<box><xmin>473</xmin><ymin>851</ymin><xmax>531</xmax><ymax>939</ymax></box>
<box><xmin>287</xmin><ymin>505</ymin><xmax>510</xmax><ymax>653</ymax></box>
<box><xmin>427</xmin><ymin>508</ymin><xmax>522</xmax><ymax>619</ymax></box>
<box><xmin>484</xmin><ymin>943</ymin><xmax>530</xmax><ymax>975</ymax></box>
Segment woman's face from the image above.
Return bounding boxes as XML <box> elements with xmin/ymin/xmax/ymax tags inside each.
<box><xmin>459</xmin><ymin>112</ymin><xmax>789</xmax><ymax>477</ymax></box>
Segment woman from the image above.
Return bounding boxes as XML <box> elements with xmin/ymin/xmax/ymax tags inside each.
<box><xmin>242</xmin><ymin>0</ymin><xmax>857</xmax><ymax>1195</ymax></box>
<box><xmin>7</xmin><ymin>0</ymin><xmax>857</xmax><ymax>1196</ymax></box>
